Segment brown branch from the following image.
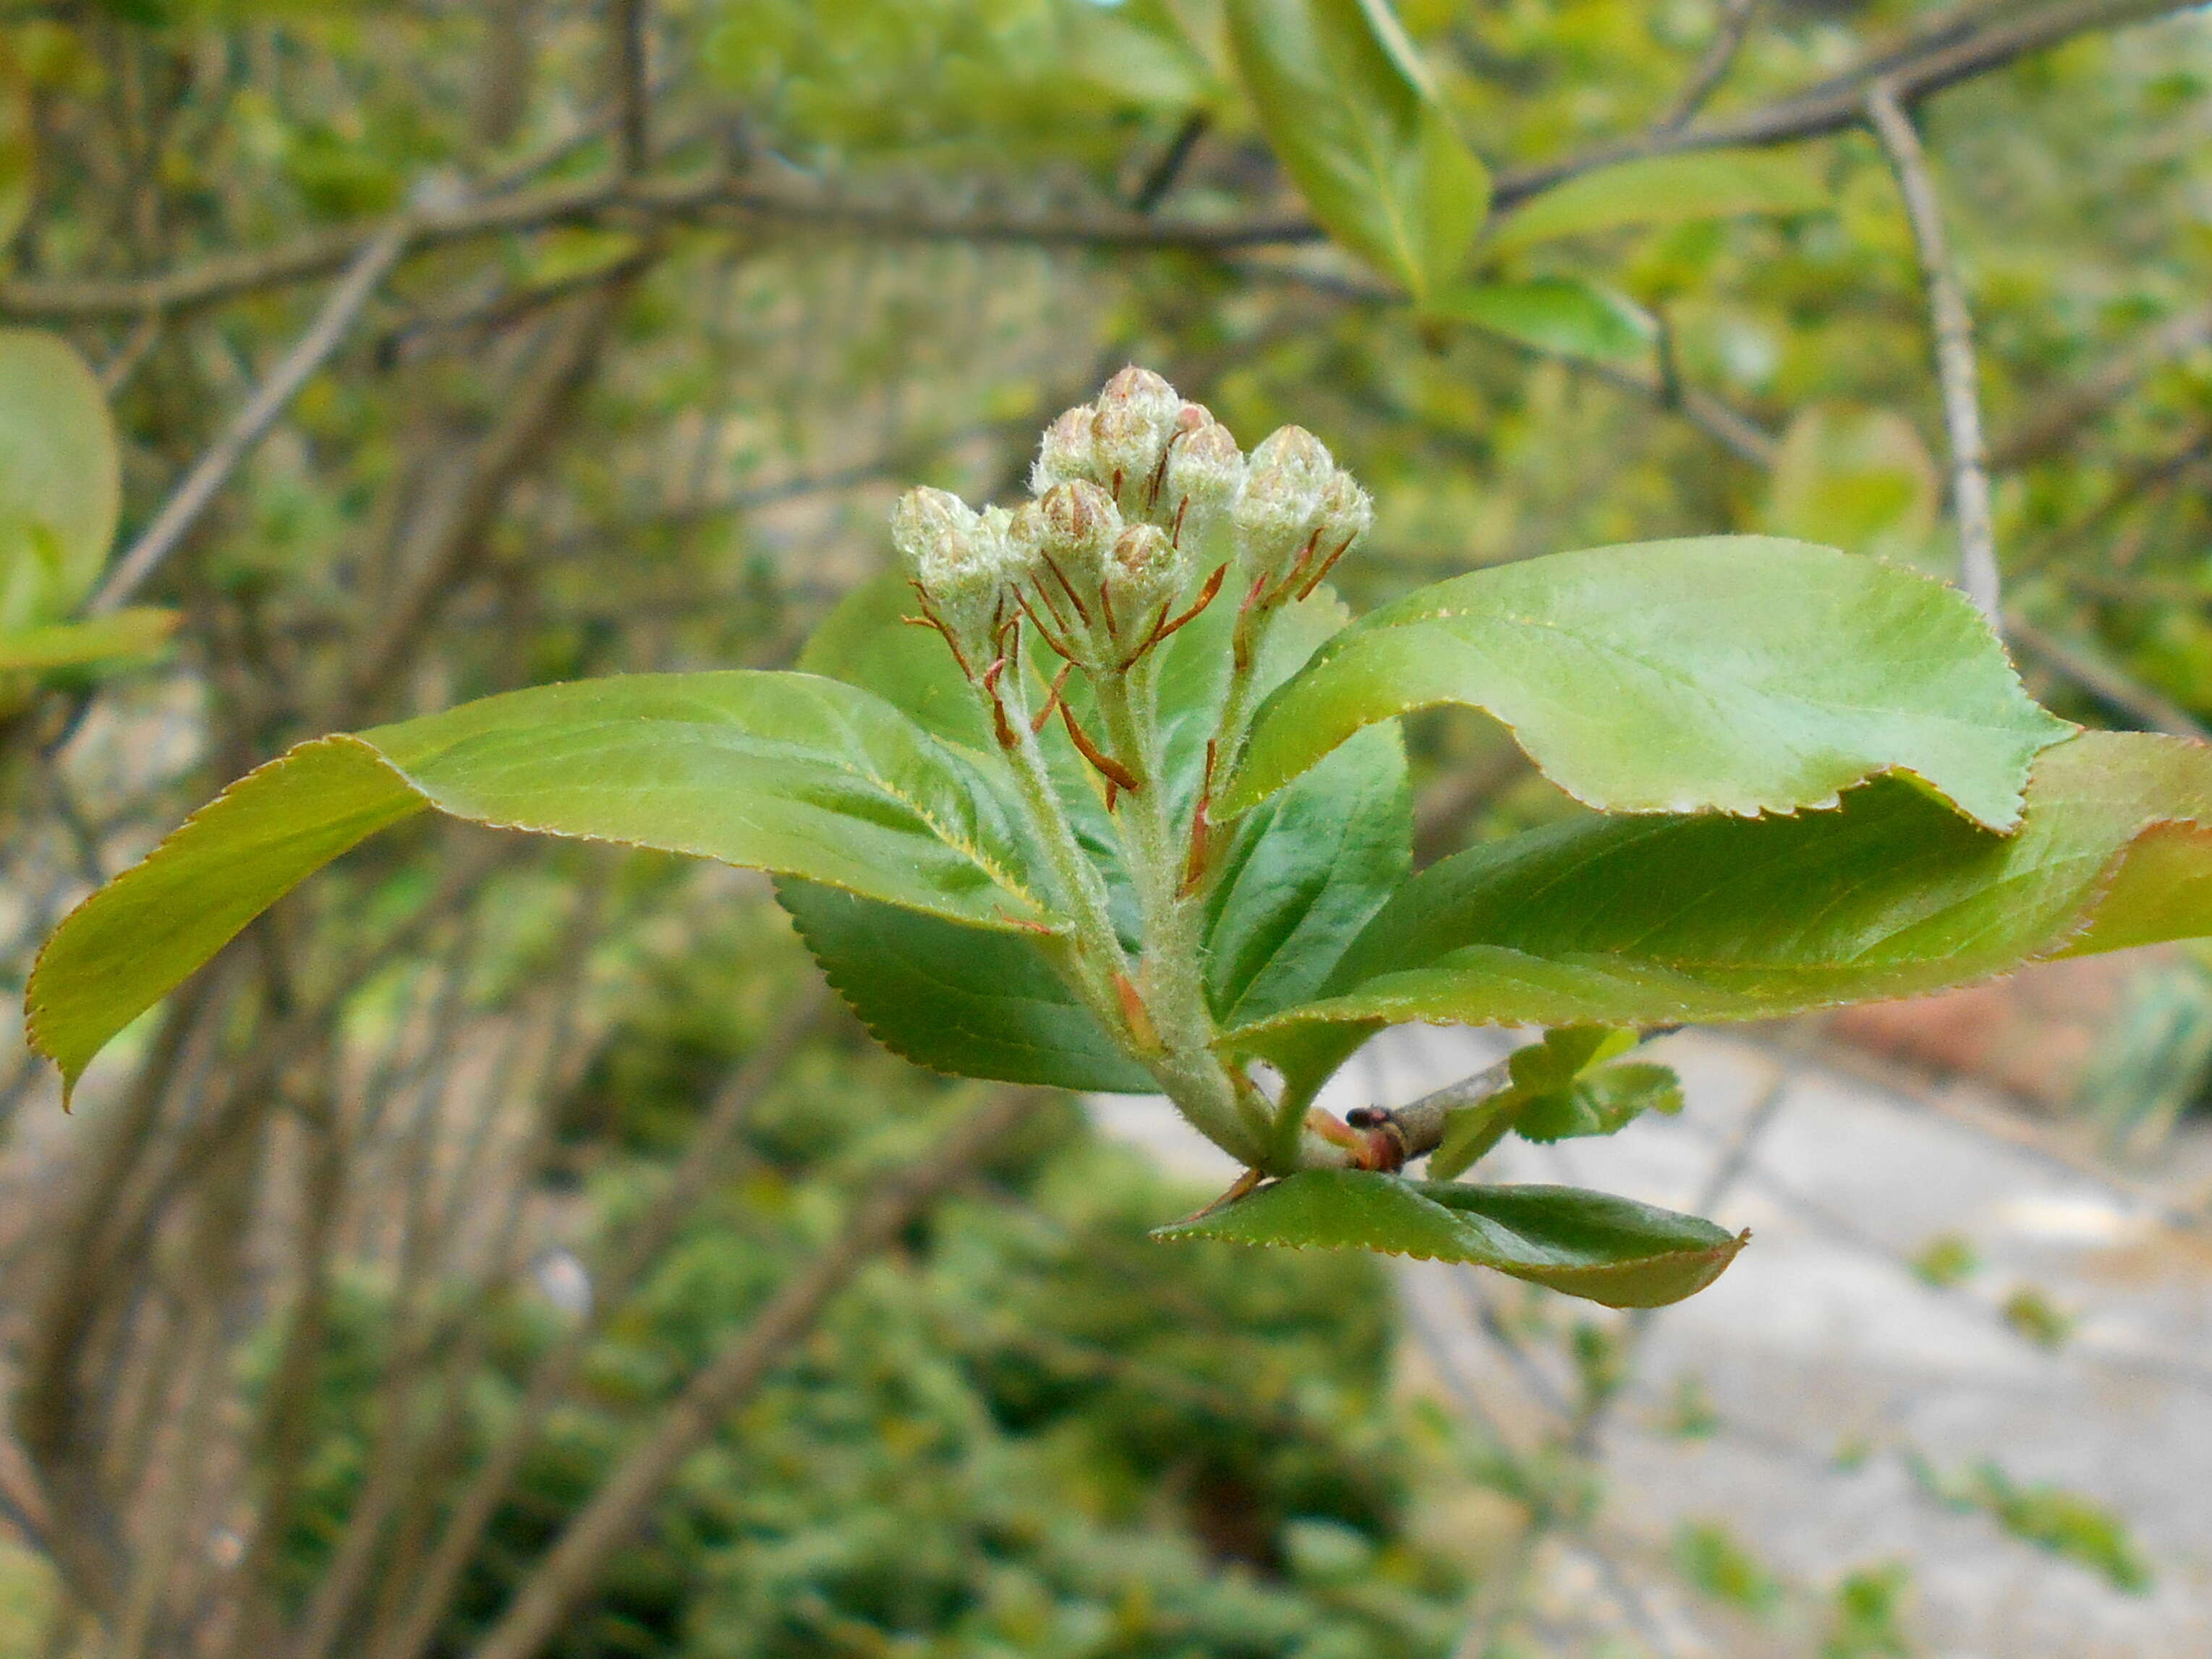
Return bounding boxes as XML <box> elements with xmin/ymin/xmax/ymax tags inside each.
<box><xmin>612</xmin><ymin>1</ymin><xmax>651</xmax><ymax>176</ymax></box>
<box><xmin>4</xmin><ymin>0</ymin><xmax>2177</xmax><ymax>326</ymax></box>
<box><xmin>1659</xmin><ymin>0</ymin><xmax>1760</xmax><ymax>132</ymax></box>
<box><xmin>1493</xmin><ymin>0</ymin><xmax>2200</xmax><ymax>205</ymax></box>
<box><xmin>365</xmin><ymin>982</ymin><xmax>831</xmax><ymax>1659</ymax></box>
<box><xmin>462</xmin><ymin>1089</ymin><xmax>1031</xmax><ymax>1659</ymax></box>
<box><xmin>88</xmin><ymin>213</ymin><xmax>414</xmax><ymax>614</ymax></box>
<box><xmin>1989</xmin><ymin>300</ymin><xmax>2212</xmax><ymax>469</ymax></box>
<box><xmin>2006</xmin><ymin>615</ymin><xmax>2209</xmax><ymax>738</ymax></box>
<box><xmin>1866</xmin><ymin>79</ymin><xmax>2001</xmax><ymax>627</ymax></box>
<box><xmin>346</xmin><ymin>274</ymin><xmax>637</xmax><ymax>712</ymax></box>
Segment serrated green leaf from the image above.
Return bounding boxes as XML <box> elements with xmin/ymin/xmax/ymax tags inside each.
<box><xmin>1220</xmin><ymin>537</ymin><xmax>2073</xmax><ymax>831</ymax></box>
<box><xmin>1153</xmin><ymin>1169</ymin><xmax>1745</xmax><ymax>1306</ymax></box>
<box><xmin>0</xmin><ymin>606</ymin><xmax>177</xmax><ymax>671</ymax></box>
<box><xmin>0</xmin><ymin>329</ymin><xmax>121</xmax><ymax>631</ymax></box>
<box><xmin>1432</xmin><ymin>276</ymin><xmax>1654</xmax><ymax>362</ymax></box>
<box><xmin>1430</xmin><ymin>1028</ymin><xmax>1679</xmax><ymax>1177</ymax></box>
<box><xmin>1232</xmin><ymin>730</ymin><xmax>2212</xmax><ymax>1058</ymax></box>
<box><xmin>788</xmin><ymin>574</ymin><xmax>1142</xmax><ymax>1078</ymax></box>
<box><xmin>774</xmin><ymin>878</ymin><xmax>1155</xmax><ymax>1092</ymax></box>
<box><xmin>1204</xmin><ymin>722</ymin><xmax>1410</xmax><ymax>1028</ymax></box>
<box><xmin>794</xmin><ymin>570</ymin><xmax>1377</xmax><ymax>1082</ymax></box>
<box><xmin>1488</xmin><ymin>148</ymin><xmax>1829</xmax><ymax>257</ymax></box>
<box><xmin>1226</xmin><ymin>0</ymin><xmax>1489</xmax><ymax>300</ymax></box>
<box><xmin>27</xmin><ymin>673</ymin><xmax>1060</xmax><ymax>1097</ymax></box>
<box><xmin>1517</xmin><ymin>1062</ymin><xmax>1683</xmax><ymax>1142</ymax></box>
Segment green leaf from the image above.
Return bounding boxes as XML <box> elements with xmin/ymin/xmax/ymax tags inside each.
<box><xmin>0</xmin><ymin>606</ymin><xmax>178</xmax><ymax>671</ymax></box>
<box><xmin>1204</xmin><ymin>724</ymin><xmax>1410</xmax><ymax>1029</ymax></box>
<box><xmin>1487</xmin><ymin>148</ymin><xmax>1829</xmax><ymax>257</ymax></box>
<box><xmin>1153</xmin><ymin>1170</ymin><xmax>1746</xmax><ymax>1307</ymax></box>
<box><xmin>774</xmin><ymin>879</ymin><xmax>1156</xmax><ymax>1093</ymax></box>
<box><xmin>788</xmin><ymin>574</ymin><xmax>1144</xmax><ymax>1076</ymax></box>
<box><xmin>791</xmin><ymin>569</ymin><xmax>1382</xmax><ymax>1084</ymax></box>
<box><xmin>1431</xmin><ymin>276</ymin><xmax>1654</xmax><ymax>362</ymax></box>
<box><xmin>1232</xmin><ymin>730</ymin><xmax>2212</xmax><ymax>1059</ymax></box>
<box><xmin>27</xmin><ymin>673</ymin><xmax>1060</xmax><ymax>1098</ymax></box>
<box><xmin>1220</xmin><ymin>536</ymin><xmax>2073</xmax><ymax>831</ymax></box>
<box><xmin>1225</xmin><ymin>0</ymin><xmax>1489</xmax><ymax>300</ymax></box>
<box><xmin>0</xmin><ymin>329</ymin><xmax>122</xmax><ymax>631</ymax></box>
<box><xmin>1763</xmin><ymin>403</ymin><xmax>1941</xmax><ymax>567</ymax></box>
<box><xmin>1430</xmin><ymin>1027</ymin><xmax>1681</xmax><ymax>1178</ymax></box>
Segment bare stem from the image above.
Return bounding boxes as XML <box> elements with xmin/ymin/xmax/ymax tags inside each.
<box><xmin>1866</xmin><ymin>79</ymin><xmax>2001</xmax><ymax>628</ymax></box>
<box><xmin>88</xmin><ymin>211</ymin><xmax>414</xmax><ymax>614</ymax></box>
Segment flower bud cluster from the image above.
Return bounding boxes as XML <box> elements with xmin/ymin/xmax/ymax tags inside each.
<box><xmin>894</xmin><ymin>367</ymin><xmax>1375</xmax><ymax>699</ymax></box>
<box><xmin>1230</xmin><ymin>424</ymin><xmax>1374</xmax><ymax>605</ymax></box>
<box><xmin>1031</xmin><ymin>367</ymin><xmax>1244</xmax><ymax>564</ymax></box>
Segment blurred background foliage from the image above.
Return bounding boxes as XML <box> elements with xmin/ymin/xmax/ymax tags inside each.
<box><xmin>0</xmin><ymin>0</ymin><xmax>2208</xmax><ymax>1655</ymax></box>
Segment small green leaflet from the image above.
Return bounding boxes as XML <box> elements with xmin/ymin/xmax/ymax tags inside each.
<box><xmin>1430</xmin><ymin>1026</ymin><xmax>1683</xmax><ymax>1179</ymax></box>
<box><xmin>0</xmin><ymin>607</ymin><xmax>179</xmax><ymax>672</ymax></box>
<box><xmin>1487</xmin><ymin>148</ymin><xmax>1829</xmax><ymax>257</ymax></box>
<box><xmin>0</xmin><ymin>330</ymin><xmax>122</xmax><ymax>632</ymax></box>
<box><xmin>1220</xmin><ymin>537</ymin><xmax>2073</xmax><ymax>830</ymax></box>
<box><xmin>1430</xmin><ymin>277</ymin><xmax>1654</xmax><ymax>363</ymax></box>
<box><xmin>1154</xmin><ymin>1169</ymin><xmax>1745</xmax><ymax>1308</ymax></box>
<box><xmin>1225</xmin><ymin>0</ymin><xmax>1488</xmax><ymax>302</ymax></box>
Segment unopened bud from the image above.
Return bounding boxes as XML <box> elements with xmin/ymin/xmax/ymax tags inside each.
<box><xmin>890</xmin><ymin>487</ymin><xmax>974</xmax><ymax>579</ymax></box>
<box><xmin>1030</xmin><ymin>405</ymin><xmax>1098</xmax><ymax>495</ymax></box>
<box><xmin>1098</xmin><ymin>365</ymin><xmax>1178</xmax><ymax>415</ymax></box>
<box><xmin>1163</xmin><ymin>420</ymin><xmax>1244</xmax><ymax>536</ymax></box>
<box><xmin>891</xmin><ymin>487</ymin><xmax>1009</xmax><ymax>671</ymax></box>
<box><xmin>1022</xmin><ymin>479</ymin><xmax>1120</xmax><ymax>584</ymax></box>
<box><xmin>1247</xmin><ymin>425</ymin><xmax>1334</xmax><ymax>492</ymax></box>
<box><xmin>1105</xmin><ymin>522</ymin><xmax>1183</xmax><ymax>612</ymax></box>
<box><xmin>1314</xmin><ymin>470</ymin><xmax>1374</xmax><ymax>558</ymax></box>
<box><xmin>1092</xmin><ymin>367</ymin><xmax>1183</xmax><ymax>513</ymax></box>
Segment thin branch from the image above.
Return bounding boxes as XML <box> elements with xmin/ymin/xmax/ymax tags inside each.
<box><xmin>369</xmin><ymin>982</ymin><xmax>830</xmax><ymax>1659</ymax></box>
<box><xmin>86</xmin><ymin>213</ymin><xmax>414</xmax><ymax>614</ymax></box>
<box><xmin>2006</xmin><ymin>614</ymin><xmax>2209</xmax><ymax>738</ymax></box>
<box><xmin>1659</xmin><ymin>0</ymin><xmax>1760</xmax><ymax>132</ymax></box>
<box><xmin>463</xmin><ymin>1089</ymin><xmax>1031</xmax><ymax>1659</ymax></box>
<box><xmin>346</xmin><ymin>274</ymin><xmax>637</xmax><ymax>711</ymax></box>
<box><xmin>1130</xmin><ymin>111</ymin><xmax>1209</xmax><ymax>213</ymax></box>
<box><xmin>1497</xmin><ymin>0</ymin><xmax>2199</xmax><ymax>203</ymax></box>
<box><xmin>1989</xmin><ymin>299</ymin><xmax>2212</xmax><ymax>469</ymax></box>
<box><xmin>4</xmin><ymin>0</ymin><xmax>2182</xmax><ymax>326</ymax></box>
<box><xmin>1866</xmin><ymin>79</ymin><xmax>2001</xmax><ymax>628</ymax></box>
<box><xmin>611</xmin><ymin>0</ymin><xmax>651</xmax><ymax>177</ymax></box>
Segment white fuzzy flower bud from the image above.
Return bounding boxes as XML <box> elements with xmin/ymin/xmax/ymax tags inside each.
<box><xmin>1104</xmin><ymin>521</ymin><xmax>1183</xmax><ymax>615</ymax></box>
<box><xmin>1030</xmin><ymin>405</ymin><xmax>1099</xmax><ymax>496</ymax></box>
<box><xmin>1162</xmin><ymin>419</ymin><xmax>1243</xmax><ymax>546</ymax></box>
<box><xmin>1091</xmin><ymin>367</ymin><xmax>1182</xmax><ymax>513</ymax></box>
<box><xmin>890</xmin><ymin>486</ymin><xmax>972</xmax><ymax>579</ymax></box>
<box><xmin>1016</xmin><ymin>479</ymin><xmax>1121</xmax><ymax>588</ymax></box>
<box><xmin>1232</xmin><ymin>425</ymin><xmax>1361</xmax><ymax>592</ymax></box>
<box><xmin>1313</xmin><ymin>470</ymin><xmax>1374</xmax><ymax>563</ymax></box>
<box><xmin>1246</xmin><ymin>425</ymin><xmax>1334</xmax><ymax>492</ymax></box>
<box><xmin>891</xmin><ymin>487</ymin><xmax>1011</xmax><ymax>672</ymax></box>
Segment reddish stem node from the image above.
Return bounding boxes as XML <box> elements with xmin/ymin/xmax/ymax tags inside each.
<box><xmin>1029</xmin><ymin>662</ymin><xmax>1073</xmax><ymax>734</ymax></box>
<box><xmin>1059</xmin><ymin>698</ymin><xmax>1140</xmax><ymax>793</ymax></box>
<box><xmin>1295</xmin><ymin>533</ymin><xmax>1356</xmax><ymax>601</ymax></box>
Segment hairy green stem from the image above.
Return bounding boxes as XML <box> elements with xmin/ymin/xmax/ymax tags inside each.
<box><xmin>1091</xmin><ymin>656</ymin><xmax>1275</xmax><ymax>1166</ymax></box>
